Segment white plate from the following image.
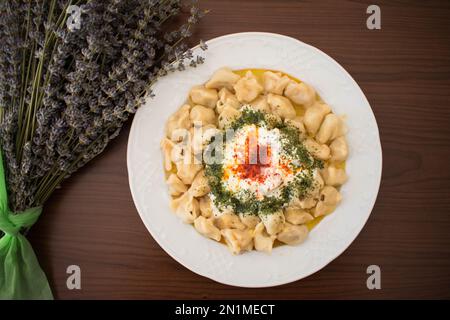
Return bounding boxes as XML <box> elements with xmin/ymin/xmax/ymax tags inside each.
<box><xmin>127</xmin><ymin>32</ymin><xmax>382</xmax><ymax>288</ymax></box>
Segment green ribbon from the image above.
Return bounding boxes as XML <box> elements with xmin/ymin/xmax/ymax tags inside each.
<box><xmin>0</xmin><ymin>150</ymin><xmax>53</xmax><ymax>300</ymax></box>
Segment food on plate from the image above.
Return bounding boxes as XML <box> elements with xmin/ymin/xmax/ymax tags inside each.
<box><xmin>161</xmin><ymin>68</ymin><xmax>348</xmax><ymax>254</ymax></box>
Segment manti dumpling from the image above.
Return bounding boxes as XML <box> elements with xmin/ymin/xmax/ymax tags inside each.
<box><xmin>314</xmin><ymin>186</ymin><xmax>342</xmax><ymax>217</ymax></box>
<box><xmin>303</xmin><ymin>102</ymin><xmax>331</xmax><ymax>135</ymax></box>
<box><xmin>165</xmin><ymin>104</ymin><xmax>191</xmax><ymax>140</ymax></box>
<box><xmin>189</xmin><ymin>86</ymin><xmax>218</xmax><ymax>108</ymax></box>
<box><xmin>170</xmin><ymin>192</ymin><xmax>200</xmax><ymax>224</ymax></box>
<box><xmin>233</xmin><ymin>71</ymin><xmax>263</xmax><ymax>103</ymax></box>
<box><xmin>284</xmin><ymin>81</ymin><xmax>316</xmax><ymax>107</ymax></box>
<box><xmin>330</xmin><ymin>136</ymin><xmax>349</xmax><ymax>162</ymax></box>
<box><xmin>216</xmin><ymin>87</ymin><xmax>240</xmax><ymax>114</ymax></box>
<box><xmin>239</xmin><ymin>213</ymin><xmax>261</xmax><ymax>229</ymax></box>
<box><xmin>303</xmin><ymin>138</ymin><xmax>330</xmax><ymax>160</ymax></box>
<box><xmin>175</xmin><ymin>153</ymin><xmax>202</xmax><ymax>185</ymax></box>
<box><xmin>166</xmin><ymin>173</ymin><xmax>188</xmax><ymax>196</ymax></box>
<box><xmin>277</xmin><ymin>223</ymin><xmax>309</xmax><ymax>245</ymax></box>
<box><xmin>259</xmin><ymin>210</ymin><xmax>285</xmax><ymax>235</ymax></box>
<box><xmin>188</xmin><ymin>170</ymin><xmax>210</xmax><ymax>197</ymax></box>
<box><xmin>161</xmin><ymin>136</ymin><xmax>192</xmax><ymax>171</ymax></box>
<box><xmin>298</xmin><ymin>197</ymin><xmax>317</xmax><ymax>209</ymax></box>
<box><xmin>199</xmin><ymin>196</ymin><xmax>213</xmax><ymax>218</ymax></box>
<box><xmin>161</xmin><ymin>138</ymin><xmax>175</xmax><ymax>171</ymax></box>
<box><xmin>190</xmin><ymin>124</ymin><xmax>219</xmax><ymax>153</ymax></box>
<box><xmin>315</xmin><ymin>114</ymin><xmax>347</xmax><ymax>144</ymax></box>
<box><xmin>190</xmin><ymin>105</ymin><xmax>216</xmax><ymax>126</ymax></box>
<box><xmin>214</xmin><ymin>213</ymin><xmax>246</xmax><ymax>230</ymax></box>
<box><xmin>263</xmin><ymin>71</ymin><xmax>290</xmax><ymax>95</ymax></box>
<box><xmin>249</xmin><ymin>95</ymin><xmax>271</xmax><ymax>113</ymax></box>
<box><xmin>267</xmin><ymin>93</ymin><xmax>296</xmax><ymax>120</ymax></box>
<box><xmin>309</xmin><ymin>170</ymin><xmax>325</xmax><ymax>198</ymax></box>
<box><xmin>218</xmin><ymin>105</ymin><xmax>241</xmax><ymax>129</ymax></box>
<box><xmin>321</xmin><ymin>166</ymin><xmax>348</xmax><ymax>186</ymax></box>
<box><xmin>221</xmin><ymin>228</ymin><xmax>253</xmax><ymax>254</ymax></box>
<box><xmin>194</xmin><ymin>216</ymin><xmax>221</xmax><ymax>241</ymax></box>
<box><xmin>290</xmin><ymin>196</ymin><xmax>317</xmax><ymax>209</ymax></box>
<box><xmin>253</xmin><ymin>222</ymin><xmax>276</xmax><ymax>254</ymax></box>
<box><xmin>284</xmin><ymin>207</ymin><xmax>314</xmax><ymax>225</ymax></box>
<box><xmin>205</xmin><ymin>67</ymin><xmax>241</xmax><ymax>90</ymax></box>
<box><xmin>285</xmin><ymin>116</ymin><xmax>306</xmax><ymax>135</ymax></box>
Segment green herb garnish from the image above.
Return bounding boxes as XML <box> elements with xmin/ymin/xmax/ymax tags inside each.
<box><xmin>204</xmin><ymin>107</ymin><xmax>321</xmax><ymax>216</ymax></box>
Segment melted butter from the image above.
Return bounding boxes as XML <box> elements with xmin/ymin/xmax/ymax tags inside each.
<box><xmin>164</xmin><ymin>162</ymin><xmax>177</xmax><ymax>179</ymax></box>
<box><xmin>306</xmin><ymin>215</ymin><xmax>324</xmax><ymax>230</ymax></box>
<box><xmin>334</xmin><ymin>161</ymin><xmax>346</xmax><ymax>170</ymax></box>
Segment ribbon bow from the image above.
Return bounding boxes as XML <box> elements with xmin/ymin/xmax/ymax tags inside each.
<box><xmin>0</xmin><ymin>150</ymin><xmax>53</xmax><ymax>300</ymax></box>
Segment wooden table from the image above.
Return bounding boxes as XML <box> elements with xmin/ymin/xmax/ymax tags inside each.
<box><xmin>28</xmin><ymin>0</ymin><xmax>450</xmax><ymax>299</ymax></box>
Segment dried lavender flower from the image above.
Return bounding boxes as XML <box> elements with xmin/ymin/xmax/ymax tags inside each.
<box><xmin>0</xmin><ymin>0</ymin><xmax>207</xmax><ymax>210</ymax></box>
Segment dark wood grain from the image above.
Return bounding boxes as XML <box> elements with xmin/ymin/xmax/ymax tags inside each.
<box><xmin>27</xmin><ymin>0</ymin><xmax>450</xmax><ymax>299</ymax></box>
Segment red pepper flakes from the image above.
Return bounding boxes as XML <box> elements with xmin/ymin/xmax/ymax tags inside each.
<box><xmin>231</xmin><ymin>127</ymin><xmax>273</xmax><ymax>183</ymax></box>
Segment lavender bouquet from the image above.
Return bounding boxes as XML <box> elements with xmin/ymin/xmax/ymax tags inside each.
<box><xmin>0</xmin><ymin>0</ymin><xmax>206</xmax><ymax>299</ymax></box>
